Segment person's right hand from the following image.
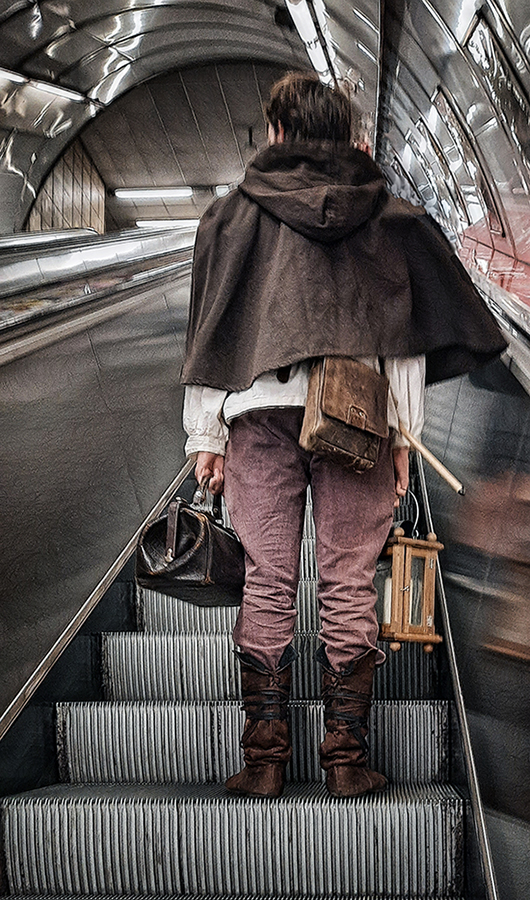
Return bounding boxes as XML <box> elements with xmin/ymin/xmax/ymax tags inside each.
<box><xmin>195</xmin><ymin>451</ymin><xmax>225</xmax><ymax>495</ymax></box>
<box><xmin>392</xmin><ymin>446</ymin><xmax>409</xmax><ymax>508</ymax></box>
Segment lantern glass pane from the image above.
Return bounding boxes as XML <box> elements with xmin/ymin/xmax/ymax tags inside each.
<box><xmin>410</xmin><ymin>555</ymin><xmax>425</xmax><ymax>625</ymax></box>
<box><xmin>375</xmin><ymin>557</ymin><xmax>392</xmax><ymax>624</ymax></box>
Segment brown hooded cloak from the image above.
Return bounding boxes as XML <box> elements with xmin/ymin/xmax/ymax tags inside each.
<box><xmin>181</xmin><ymin>141</ymin><xmax>507</xmax><ymax>391</ymax></box>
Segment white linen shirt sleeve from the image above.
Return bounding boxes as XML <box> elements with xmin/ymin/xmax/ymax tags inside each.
<box><xmin>183</xmin><ymin>384</ymin><xmax>229</xmax><ymax>458</ymax></box>
<box><xmin>384</xmin><ymin>356</ymin><xmax>425</xmax><ymax>448</ymax></box>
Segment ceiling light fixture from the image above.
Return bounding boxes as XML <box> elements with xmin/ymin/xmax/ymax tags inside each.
<box><xmin>215</xmin><ymin>185</ymin><xmax>230</xmax><ymax>197</ymax></box>
<box><xmin>356</xmin><ymin>41</ymin><xmax>377</xmax><ymax>64</ymax></box>
<box><xmin>31</xmin><ymin>81</ymin><xmax>87</xmax><ymax>102</ymax></box>
<box><xmin>284</xmin><ymin>0</ymin><xmax>336</xmax><ymax>85</ymax></box>
<box><xmin>0</xmin><ymin>67</ymin><xmax>27</xmax><ymax>85</ymax></box>
<box><xmin>136</xmin><ymin>219</ymin><xmax>200</xmax><ymax>228</ymax></box>
<box><xmin>116</xmin><ymin>187</ymin><xmax>193</xmax><ymax>200</ymax></box>
<box><xmin>0</xmin><ymin>68</ymin><xmax>94</xmax><ymax>104</ymax></box>
<box><xmin>352</xmin><ymin>7</ymin><xmax>378</xmax><ymax>32</ymax></box>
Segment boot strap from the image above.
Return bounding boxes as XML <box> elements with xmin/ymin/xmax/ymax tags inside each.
<box><xmin>324</xmin><ymin>711</ymin><xmax>370</xmax><ymax>757</ymax></box>
<box><xmin>242</xmin><ymin>686</ymin><xmax>289</xmax><ymax>721</ymax></box>
<box><xmin>322</xmin><ymin>685</ymin><xmax>371</xmax><ymax>705</ymax></box>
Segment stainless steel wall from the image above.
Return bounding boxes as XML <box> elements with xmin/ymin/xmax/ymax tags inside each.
<box><xmin>0</xmin><ymin>269</ymin><xmax>190</xmax><ymax>733</ymax></box>
<box><xmin>378</xmin><ymin>1</ymin><xmax>530</xmax><ymax>270</ymax></box>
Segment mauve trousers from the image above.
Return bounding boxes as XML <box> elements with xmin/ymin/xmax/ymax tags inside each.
<box><xmin>223</xmin><ymin>408</ymin><xmax>395</xmax><ymax>672</ymax></box>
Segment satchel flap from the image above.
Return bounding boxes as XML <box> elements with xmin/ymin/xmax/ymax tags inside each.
<box><xmin>320</xmin><ymin>357</ymin><xmax>389</xmax><ymax>438</ymax></box>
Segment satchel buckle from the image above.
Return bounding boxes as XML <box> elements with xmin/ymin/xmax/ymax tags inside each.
<box><xmin>347</xmin><ymin>405</ymin><xmax>367</xmax><ymax>429</ymax></box>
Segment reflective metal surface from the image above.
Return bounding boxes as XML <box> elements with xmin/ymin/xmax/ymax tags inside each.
<box><xmin>379</xmin><ymin>1</ymin><xmax>530</xmax><ymax>270</ymax></box>
<box><xmin>0</xmin><ymin>2</ymin><xmax>384</xmax><ymax>231</ymax></box>
<box><xmin>423</xmin><ymin>357</ymin><xmax>530</xmax><ymax>897</ymax></box>
<box><xmin>0</xmin><ymin>226</ymin><xmax>195</xmax><ymax>326</ymax></box>
<box><xmin>0</xmin><ymin>263</ymin><xmax>191</xmax><ymax>740</ymax></box>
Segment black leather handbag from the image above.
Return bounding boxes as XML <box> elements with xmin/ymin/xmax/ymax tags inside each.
<box><xmin>135</xmin><ymin>484</ymin><xmax>245</xmax><ymax>606</ymax></box>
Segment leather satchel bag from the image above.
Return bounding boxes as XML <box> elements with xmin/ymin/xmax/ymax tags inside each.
<box><xmin>135</xmin><ymin>485</ymin><xmax>245</xmax><ymax>606</ymax></box>
<box><xmin>299</xmin><ymin>357</ymin><xmax>389</xmax><ymax>471</ymax></box>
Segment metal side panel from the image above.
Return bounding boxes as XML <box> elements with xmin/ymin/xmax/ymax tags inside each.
<box><xmin>2</xmin><ymin>783</ymin><xmax>464</xmax><ymax>897</ymax></box>
<box><xmin>0</xmin><ymin>266</ymin><xmax>192</xmax><ymax>738</ymax></box>
<box><xmin>57</xmin><ymin>699</ymin><xmax>449</xmax><ymax>786</ymax></box>
<box><xmin>102</xmin><ymin>633</ymin><xmax>436</xmax><ymax>702</ymax></box>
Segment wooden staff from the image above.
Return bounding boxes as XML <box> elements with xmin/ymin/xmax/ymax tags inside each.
<box><xmin>399</xmin><ymin>423</ymin><xmax>465</xmax><ymax>495</ymax></box>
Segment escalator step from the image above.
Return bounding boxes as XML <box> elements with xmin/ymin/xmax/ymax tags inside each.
<box><xmin>139</xmin><ymin>575</ymin><xmax>320</xmax><ymax>633</ymax></box>
<box><xmin>5</xmin><ymin>896</ymin><xmax>466</xmax><ymax>900</ymax></box>
<box><xmin>139</xmin><ymin>551</ymin><xmax>389</xmax><ymax>637</ymax></box>
<box><xmin>139</xmin><ymin>589</ymin><xmax>239</xmax><ymax>634</ymax></box>
<box><xmin>102</xmin><ymin>632</ymin><xmax>436</xmax><ymax>702</ymax></box>
<box><xmin>57</xmin><ymin>699</ymin><xmax>449</xmax><ymax>786</ymax></box>
<box><xmin>2</xmin><ymin>783</ymin><xmax>463</xmax><ymax>897</ymax></box>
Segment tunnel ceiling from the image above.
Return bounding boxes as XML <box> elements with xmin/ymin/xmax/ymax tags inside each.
<box><xmin>0</xmin><ymin>0</ymin><xmax>381</xmax><ymax>232</ymax></box>
<box><xmin>1</xmin><ymin>0</ymin><xmax>530</xmax><ymax>273</ymax></box>
<box><xmin>82</xmin><ymin>62</ymin><xmax>294</xmax><ymax>231</ymax></box>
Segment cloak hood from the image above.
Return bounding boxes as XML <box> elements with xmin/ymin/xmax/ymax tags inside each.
<box><xmin>181</xmin><ymin>142</ymin><xmax>507</xmax><ymax>392</ymax></box>
<box><xmin>239</xmin><ymin>142</ymin><xmax>386</xmax><ymax>242</ymax></box>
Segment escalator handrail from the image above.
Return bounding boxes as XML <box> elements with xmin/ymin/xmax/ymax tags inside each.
<box><xmin>0</xmin><ymin>255</ymin><xmax>192</xmax><ymax>366</ymax></box>
<box><xmin>0</xmin><ymin>226</ymin><xmax>196</xmax><ymax>300</ymax></box>
<box><xmin>416</xmin><ymin>454</ymin><xmax>499</xmax><ymax>900</ymax></box>
<box><xmin>0</xmin><ymin>229</ymin><xmax>97</xmax><ymax>252</ymax></box>
<box><xmin>0</xmin><ymin>458</ymin><xmax>195</xmax><ymax>742</ymax></box>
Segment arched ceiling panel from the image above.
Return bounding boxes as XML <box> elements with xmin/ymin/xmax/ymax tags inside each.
<box><xmin>0</xmin><ymin>2</ymin><xmax>312</xmax><ymax>230</ymax></box>
<box><xmin>80</xmin><ymin>61</ymin><xmax>289</xmax><ymax>230</ymax></box>
<box><xmin>20</xmin><ymin>11</ymin><xmax>296</xmax><ymax>82</ymax></box>
<box><xmin>1</xmin><ymin>0</ymin><xmax>529</xmax><ymax>267</ymax></box>
<box><xmin>0</xmin><ymin>1</ymin><xmax>386</xmax><ymax>232</ymax></box>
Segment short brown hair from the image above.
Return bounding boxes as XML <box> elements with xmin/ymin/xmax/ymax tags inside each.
<box><xmin>265</xmin><ymin>70</ymin><xmax>352</xmax><ymax>142</ymax></box>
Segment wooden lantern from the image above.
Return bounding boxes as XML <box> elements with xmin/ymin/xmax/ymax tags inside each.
<box><xmin>377</xmin><ymin>527</ymin><xmax>444</xmax><ymax>653</ymax></box>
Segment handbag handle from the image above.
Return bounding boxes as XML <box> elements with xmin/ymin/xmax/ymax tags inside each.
<box><xmin>192</xmin><ymin>477</ymin><xmax>223</xmax><ymax>522</ymax></box>
<box><xmin>164</xmin><ymin>479</ymin><xmax>223</xmax><ymax>563</ymax></box>
<box><xmin>165</xmin><ymin>499</ymin><xmax>183</xmax><ymax>563</ymax></box>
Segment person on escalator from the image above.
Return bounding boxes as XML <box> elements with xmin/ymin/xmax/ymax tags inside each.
<box><xmin>180</xmin><ymin>71</ymin><xmax>507</xmax><ymax>799</ymax></box>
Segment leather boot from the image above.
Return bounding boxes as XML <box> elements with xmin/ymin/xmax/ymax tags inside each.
<box><xmin>225</xmin><ymin>646</ymin><xmax>294</xmax><ymax>798</ymax></box>
<box><xmin>318</xmin><ymin>646</ymin><xmax>387</xmax><ymax>798</ymax></box>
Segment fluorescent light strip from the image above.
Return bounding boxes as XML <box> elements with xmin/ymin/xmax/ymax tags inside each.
<box><xmin>116</xmin><ymin>187</ymin><xmax>193</xmax><ymax>200</ymax></box>
<box><xmin>284</xmin><ymin>0</ymin><xmax>336</xmax><ymax>82</ymax></box>
<box><xmin>357</xmin><ymin>41</ymin><xmax>377</xmax><ymax>64</ymax></box>
<box><xmin>285</xmin><ymin>0</ymin><xmax>318</xmax><ymax>45</ymax></box>
<box><xmin>136</xmin><ymin>219</ymin><xmax>200</xmax><ymax>228</ymax></box>
<box><xmin>0</xmin><ymin>67</ymin><xmax>89</xmax><ymax>102</ymax></box>
<box><xmin>352</xmin><ymin>7</ymin><xmax>378</xmax><ymax>32</ymax></box>
<box><xmin>0</xmin><ymin>67</ymin><xmax>26</xmax><ymax>85</ymax></box>
<box><xmin>31</xmin><ymin>81</ymin><xmax>86</xmax><ymax>102</ymax></box>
